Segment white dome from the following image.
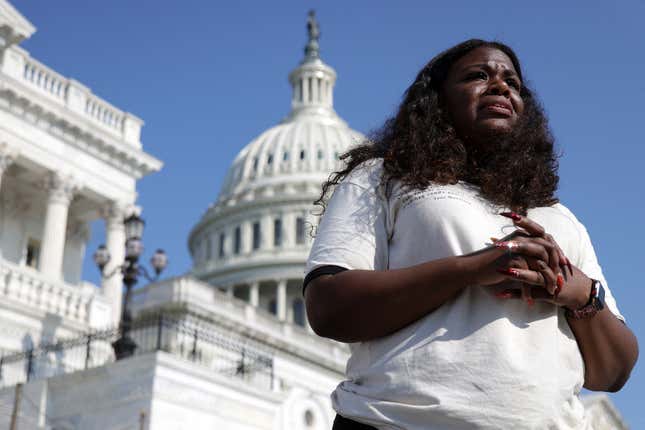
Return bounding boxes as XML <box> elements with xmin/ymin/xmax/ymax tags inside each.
<box><xmin>188</xmin><ymin>13</ymin><xmax>365</xmax><ymax>324</ymax></box>
<box><xmin>218</xmin><ymin>113</ymin><xmax>364</xmax><ymax>205</ymax></box>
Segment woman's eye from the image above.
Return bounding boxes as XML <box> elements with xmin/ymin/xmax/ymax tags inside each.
<box><xmin>467</xmin><ymin>71</ymin><xmax>487</xmax><ymax>80</ymax></box>
<box><xmin>506</xmin><ymin>79</ymin><xmax>521</xmax><ymax>89</ymax></box>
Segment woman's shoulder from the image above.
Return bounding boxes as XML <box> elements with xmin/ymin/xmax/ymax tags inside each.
<box><xmin>342</xmin><ymin>158</ymin><xmax>385</xmax><ymax>190</ymax></box>
<box><xmin>545</xmin><ymin>202</ymin><xmax>580</xmax><ymax>223</ymax></box>
<box><xmin>541</xmin><ymin>202</ymin><xmax>590</xmax><ymax>227</ymax></box>
<box><xmin>528</xmin><ymin>202</ymin><xmax>588</xmax><ymax>240</ymax></box>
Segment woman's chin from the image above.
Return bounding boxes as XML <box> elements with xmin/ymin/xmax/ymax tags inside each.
<box><xmin>476</xmin><ymin>119</ymin><xmax>515</xmax><ymax>137</ymax></box>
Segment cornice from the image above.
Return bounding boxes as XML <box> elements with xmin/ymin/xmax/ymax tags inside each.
<box><xmin>0</xmin><ymin>0</ymin><xmax>36</xmax><ymax>44</ymax></box>
<box><xmin>194</xmin><ymin>257</ymin><xmax>309</xmax><ymax>281</ymax></box>
<box><xmin>0</xmin><ymin>75</ymin><xmax>162</xmax><ymax>179</ymax></box>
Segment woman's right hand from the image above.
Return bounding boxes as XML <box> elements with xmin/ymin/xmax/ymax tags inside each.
<box><xmin>464</xmin><ymin>233</ymin><xmax>562</xmax><ymax>296</ymax></box>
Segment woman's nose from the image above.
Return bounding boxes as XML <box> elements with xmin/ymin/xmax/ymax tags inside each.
<box><xmin>487</xmin><ymin>79</ymin><xmax>511</xmax><ymax>97</ymax></box>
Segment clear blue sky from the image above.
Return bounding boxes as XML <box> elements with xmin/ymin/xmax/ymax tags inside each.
<box><xmin>14</xmin><ymin>0</ymin><xmax>644</xmax><ymax>425</ymax></box>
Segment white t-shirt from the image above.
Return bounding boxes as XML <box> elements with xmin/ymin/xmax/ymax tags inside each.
<box><xmin>306</xmin><ymin>159</ymin><xmax>624</xmax><ymax>430</ymax></box>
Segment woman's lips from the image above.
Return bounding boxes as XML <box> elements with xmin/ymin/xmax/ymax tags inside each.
<box><xmin>480</xmin><ymin>103</ymin><xmax>513</xmax><ymax>116</ymax></box>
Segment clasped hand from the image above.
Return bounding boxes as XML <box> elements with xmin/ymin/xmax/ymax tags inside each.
<box><xmin>470</xmin><ymin>212</ymin><xmax>591</xmax><ymax>310</ymax></box>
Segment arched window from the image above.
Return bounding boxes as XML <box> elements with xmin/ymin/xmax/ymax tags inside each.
<box><xmin>295</xmin><ymin>217</ymin><xmax>305</xmax><ymax>245</ymax></box>
<box><xmin>304</xmin><ymin>409</ymin><xmax>316</xmax><ymax>428</ymax></box>
<box><xmin>205</xmin><ymin>235</ymin><xmax>212</xmax><ymax>259</ymax></box>
<box><xmin>317</xmin><ymin>78</ymin><xmax>322</xmax><ymax>102</ymax></box>
<box><xmin>218</xmin><ymin>233</ymin><xmax>225</xmax><ymax>258</ymax></box>
<box><xmin>25</xmin><ymin>238</ymin><xmax>41</xmax><ymax>268</ymax></box>
<box><xmin>293</xmin><ymin>298</ymin><xmax>305</xmax><ymax>326</ymax></box>
<box><xmin>269</xmin><ymin>298</ymin><xmax>277</xmax><ymax>316</ymax></box>
<box><xmin>274</xmin><ymin>218</ymin><xmax>283</xmax><ymax>247</ymax></box>
<box><xmin>234</xmin><ymin>226</ymin><xmax>241</xmax><ymax>255</ymax></box>
<box><xmin>252</xmin><ymin>222</ymin><xmax>261</xmax><ymax>250</ymax></box>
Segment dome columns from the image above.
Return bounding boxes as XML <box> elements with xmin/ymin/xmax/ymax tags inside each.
<box><xmin>277</xmin><ymin>279</ymin><xmax>288</xmax><ymax>321</ymax></box>
<box><xmin>289</xmin><ymin>66</ymin><xmax>336</xmax><ymax>113</ymax></box>
<box><xmin>262</xmin><ymin>215</ymin><xmax>274</xmax><ymax>250</ymax></box>
<box><xmin>250</xmin><ymin>281</ymin><xmax>260</xmax><ymax>307</ymax></box>
<box><xmin>228</xmin><ymin>278</ymin><xmax>305</xmax><ymax>326</ymax></box>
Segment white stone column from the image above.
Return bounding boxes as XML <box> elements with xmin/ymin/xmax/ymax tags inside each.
<box><xmin>249</xmin><ymin>281</ymin><xmax>259</xmax><ymax>307</ymax></box>
<box><xmin>39</xmin><ymin>173</ymin><xmax>78</xmax><ymax>279</ymax></box>
<box><xmin>262</xmin><ymin>214</ymin><xmax>273</xmax><ymax>250</ymax></box>
<box><xmin>102</xmin><ymin>202</ymin><xmax>127</xmax><ymax>325</ymax></box>
<box><xmin>302</xmin><ymin>76</ymin><xmax>309</xmax><ymax>103</ymax></box>
<box><xmin>0</xmin><ymin>144</ymin><xmax>17</xmax><ymax>260</ymax></box>
<box><xmin>277</xmin><ymin>279</ymin><xmax>287</xmax><ymax>321</ymax></box>
<box><xmin>241</xmin><ymin>221</ymin><xmax>251</xmax><ymax>254</ymax></box>
<box><xmin>283</xmin><ymin>212</ymin><xmax>295</xmax><ymax>247</ymax></box>
<box><xmin>312</xmin><ymin>76</ymin><xmax>319</xmax><ymax>103</ymax></box>
<box><xmin>0</xmin><ymin>143</ymin><xmax>18</xmax><ymax>192</ymax></box>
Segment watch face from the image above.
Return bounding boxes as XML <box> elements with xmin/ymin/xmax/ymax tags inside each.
<box><xmin>593</xmin><ymin>280</ymin><xmax>605</xmax><ymax>311</ymax></box>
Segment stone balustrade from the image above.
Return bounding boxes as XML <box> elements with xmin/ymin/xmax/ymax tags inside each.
<box><xmin>0</xmin><ymin>45</ymin><xmax>142</xmax><ymax>147</ymax></box>
<box><xmin>85</xmin><ymin>92</ymin><xmax>125</xmax><ymax>131</ymax></box>
<box><xmin>22</xmin><ymin>56</ymin><xmax>68</xmax><ymax>101</ymax></box>
<box><xmin>0</xmin><ymin>259</ymin><xmax>111</xmax><ymax>329</ymax></box>
<box><xmin>131</xmin><ymin>276</ymin><xmax>349</xmax><ymax>373</ymax></box>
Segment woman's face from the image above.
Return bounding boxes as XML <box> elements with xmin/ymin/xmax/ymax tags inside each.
<box><xmin>441</xmin><ymin>46</ymin><xmax>525</xmax><ymax>141</ymax></box>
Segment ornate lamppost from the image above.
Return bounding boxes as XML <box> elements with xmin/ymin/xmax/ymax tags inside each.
<box><xmin>93</xmin><ymin>213</ymin><xmax>168</xmax><ymax>359</ymax></box>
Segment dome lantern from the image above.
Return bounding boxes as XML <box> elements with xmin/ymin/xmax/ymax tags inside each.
<box><xmin>287</xmin><ymin>10</ymin><xmax>337</xmax><ymax>119</ymax></box>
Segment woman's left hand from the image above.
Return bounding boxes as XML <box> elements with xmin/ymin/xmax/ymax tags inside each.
<box><xmin>495</xmin><ymin>212</ymin><xmax>591</xmax><ymax>310</ymax></box>
<box><xmin>497</xmin><ymin>263</ymin><xmax>592</xmax><ymax>310</ymax></box>
<box><xmin>496</xmin><ymin>214</ymin><xmax>638</xmax><ymax>393</ymax></box>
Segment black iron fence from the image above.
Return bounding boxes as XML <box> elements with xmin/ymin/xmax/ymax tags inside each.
<box><xmin>0</xmin><ymin>313</ymin><xmax>274</xmax><ymax>390</ymax></box>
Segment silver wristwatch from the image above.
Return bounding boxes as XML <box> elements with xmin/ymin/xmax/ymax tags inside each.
<box><xmin>565</xmin><ymin>279</ymin><xmax>605</xmax><ymax>319</ymax></box>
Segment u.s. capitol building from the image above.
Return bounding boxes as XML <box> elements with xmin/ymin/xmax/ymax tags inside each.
<box><xmin>0</xmin><ymin>1</ymin><xmax>627</xmax><ymax>429</ymax></box>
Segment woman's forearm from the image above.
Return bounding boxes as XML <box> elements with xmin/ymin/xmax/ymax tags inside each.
<box><xmin>305</xmin><ymin>254</ymin><xmax>488</xmax><ymax>343</ymax></box>
<box><xmin>568</xmin><ymin>309</ymin><xmax>638</xmax><ymax>391</ymax></box>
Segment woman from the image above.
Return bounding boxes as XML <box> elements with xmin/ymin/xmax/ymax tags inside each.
<box><xmin>304</xmin><ymin>40</ymin><xmax>638</xmax><ymax>429</ymax></box>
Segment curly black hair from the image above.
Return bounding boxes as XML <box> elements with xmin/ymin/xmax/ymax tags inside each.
<box><xmin>315</xmin><ymin>39</ymin><xmax>559</xmax><ymax>216</ymax></box>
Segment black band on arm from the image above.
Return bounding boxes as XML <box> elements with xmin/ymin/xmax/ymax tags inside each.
<box><xmin>302</xmin><ymin>265</ymin><xmax>348</xmax><ymax>295</ymax></box>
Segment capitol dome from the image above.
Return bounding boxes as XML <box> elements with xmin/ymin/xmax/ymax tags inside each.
<box><xmin>188</xmin><ymin>12</ymin><xmax>364</xmax><ymax>327</ymax></box>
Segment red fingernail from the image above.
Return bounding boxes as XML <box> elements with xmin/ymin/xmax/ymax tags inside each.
<box><xmin>495</xmin><ymin>291</ymin><xmax>513</xmax><ymax>299</ymax></box>
<box><xmin>556</xmin><ymin>274</ymin><xmax>564</xmax><ymax>288</ymax></box>
<box><xmin>497</xmin><ymin>268</ymin><xmax>520</xmax><ymax>277</ymax></box>
<box><xmin>526</xmin><ymin>297</ymin><xmax>535</xmax><ymax>307</ymax></box>
<box><xmin>495</xmin><ymin>241</ymin><xmax>519</xmax><ymax>253</ymax></box>
<box><xmin>500</xmin><ymin>211</ymin><xmax>522</xmax><ymax>221</ymax></box>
